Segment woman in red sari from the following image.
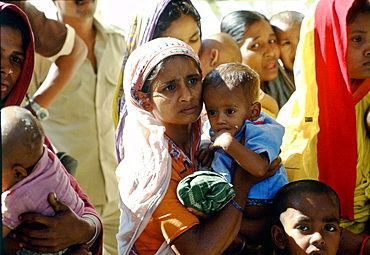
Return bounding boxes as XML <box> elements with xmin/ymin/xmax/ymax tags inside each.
<box><xmin>277</xmin><ymin>0</ymin><xmax>370</xmax><ymax>253</ymax></box>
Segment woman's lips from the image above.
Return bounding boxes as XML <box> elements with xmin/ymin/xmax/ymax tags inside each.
<box><xmin>265</xmin><ymin>62</ymin><xmax>277</xmax><ymax>70</ymax></box>
<box><xmin>181</xmin><ymin>106</ymin><xmax>197</xmax><ymax>114</ymax></box>
<box><xmin>1</xmin><ymin>84</ymin><xmax>8</xmax><ymax>92</ymax></box>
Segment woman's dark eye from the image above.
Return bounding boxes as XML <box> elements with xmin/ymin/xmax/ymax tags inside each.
<box><xmin>11</xmin><ymin>55</ymin><xmax>23</xmax><ymax>64</ymax></box>
<box><xmin>190</xmin><ymin>37</ymin><xmax>199</xmax><ymax>43</ymax></box>
<box><xmin>226</xmin><ymin>109</ymin><xmax>235</xmax><ymax>114</ymax></box>
<box><xmin>189</xmin><ymin>78</ymin><xmax>198</xmax><ymax>85</ymax></box>
<box><xmin>351</xmin><ymin>36</ymin><xmax>362</xmax><ymax>43</ymax></box>
<box><xmin>282</xmin><ymin>41</ymin><xmax>291</xmax><ymax>46</ymax></box>
<box><xmin>164</xmin><ymin>84</ymin><xmax>176</xmax><ymax>91</ymax></box>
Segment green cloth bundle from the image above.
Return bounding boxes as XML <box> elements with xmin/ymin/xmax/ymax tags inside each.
<box><xmin>177</xmin><ymin>171</ymin><xmax>235</xmax><ymax>214</ymax></box>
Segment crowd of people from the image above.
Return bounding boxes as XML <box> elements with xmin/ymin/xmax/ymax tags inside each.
<box><xmin>1</xmin><ymin>0</ymin><xmax>369</xmax><ymax>255</ymax></box>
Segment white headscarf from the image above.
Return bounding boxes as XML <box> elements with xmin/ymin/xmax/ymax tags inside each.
<box><xmin>116</xmin><ymin>38</ymin><xmax>200</xmax><ymax>254</ymax></box>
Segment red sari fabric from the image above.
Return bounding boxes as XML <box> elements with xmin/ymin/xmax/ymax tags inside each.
<box><xmin>314</xmin><ymin>0</ymin><xmax>370</xmax><ymax>219</ymax></box>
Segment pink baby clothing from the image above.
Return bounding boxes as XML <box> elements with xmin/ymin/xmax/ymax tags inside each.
<box><xmin>2</xmin><ymin>146</ymin><xmax>84</xmax><ymax>230</ymax></box>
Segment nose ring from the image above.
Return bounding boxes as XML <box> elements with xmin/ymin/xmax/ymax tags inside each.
<box><xmin>3</xmin><ymin>69</ymin><xmax>13</xmax><ymax>76</ymax></box>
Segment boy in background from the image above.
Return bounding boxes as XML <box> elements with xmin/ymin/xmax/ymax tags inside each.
<box><xmin>271</xmin><ymin>180</ymin><xmax>342</xmax><ymax>255</ymax></box>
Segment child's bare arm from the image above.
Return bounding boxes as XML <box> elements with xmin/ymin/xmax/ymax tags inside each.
<box><xmin>210</xmin><ymin>131</ymin><xmax>269</xmax><ymax>177</ymax></box>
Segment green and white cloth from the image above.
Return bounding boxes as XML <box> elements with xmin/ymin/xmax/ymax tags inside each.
<box><xmin>177</xmin><ymin>171</ymin><xmax>235</xmax><ymax>214</ymax></box>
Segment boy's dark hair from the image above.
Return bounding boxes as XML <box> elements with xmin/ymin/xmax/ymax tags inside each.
<box><xmin>153</xmin><ymin>0</ymin><xmax>202</xmax><ymax>39</ymax></box>
<box><xmin>347</xmin><ymin>0</ymin><xmax>370</xmax><ymax>24</ymax></box>
<box><xmin>203</xmin><ymin>63</ymin><xmax>260</xmax><ymax>104</ymax></box>
<box><xmin>221</xmin><ymin>10</ymin><xmax>268</xmax><ymax>45</ymax></box>
<box><xmin>273</xmin><ymin>180</ymin><xmax>340</xmax><ymax>226</ymax></box>
<box><xmin>0</xmin><ymin>7</ymin><xmax>30</xmax><ymax>51</ymax></box>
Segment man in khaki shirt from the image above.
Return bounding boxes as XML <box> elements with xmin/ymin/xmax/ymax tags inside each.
<box><xmin>27</xmin><ymin>1</ymin><xmax>126</xmax><ymax>254</ymax></box>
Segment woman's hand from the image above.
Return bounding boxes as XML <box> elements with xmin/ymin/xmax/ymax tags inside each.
<box><xmin>13</xmin><ymin>193</ymin><xmax>99</xmax><ymax>253</ymax></box>
<box><xmin>196</xmin><ymin>139</ymin><xmax>214</xmax><ymax>168</ymax></box>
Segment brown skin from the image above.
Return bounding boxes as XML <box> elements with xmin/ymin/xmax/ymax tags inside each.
<box><xmin>137</xmin><ymin>54</ymin><xmax>282</xmax><ymax>254</ymax></box>
<box><xmin>171</xmin><ymin>164</ymin><xmax>280</xmax><ymax>254</ymax></box>
<box><xmin>5</xmin><ymin>193</ymin><xmax>100</xmax><ymax>254</ymax></box>
<box><xmin>1</xmin><ymin>107</ymin><xmax>100</xmax><ymax>253</ymax></box>
<box><xmin>199</xmin><ymin>32</ymin><xmax>279</xmax><ymax>117</ymax></box>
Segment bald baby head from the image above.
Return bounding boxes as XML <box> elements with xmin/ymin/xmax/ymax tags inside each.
<box><xmin>1</xmin><ymin>106</ymin><xmax>45</xmax><ymax>174</ymax></box>
<box><xmin>199</xmin><ymin>32</ymin><xmax>242</xmax><ymax>78</ymax></box>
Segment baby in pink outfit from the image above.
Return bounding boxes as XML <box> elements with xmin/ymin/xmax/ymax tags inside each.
<box><xmin>1</xmin><ymin>106</ymin><xmax>84</xmax><ymax>254</ymax></box>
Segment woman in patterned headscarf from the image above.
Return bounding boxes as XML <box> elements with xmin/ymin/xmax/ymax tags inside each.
<box><xmin>277</xmin><ymin>0</ymin><xmax>370</xmax><ymax>253</ymax></box>
<box><xmin>116</xmin><ymin>37</ymin><xmax>280</xmax><ymax>255</ymax></box>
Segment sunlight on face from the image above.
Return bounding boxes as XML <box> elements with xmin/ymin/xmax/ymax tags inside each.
<box><xmin>204</xmin><ymin>85</ymin><xmax>252</xmax><ymax>137</ymax></box>
<box><xmin>275</xmin><ymin>23</ymin><xmax>301</xmax><ymax>71</ymax></box>
<box><xmin>149</xmin><ymin>56</ymin><xmax>202</xmax><ymax>128</ymax></box>
<box><xmin>239</xmin><ymin>19</ymin><xmax>280</xmax><ymax>82</ymax></box>
<box><xmin>160</xmin><ymin>14</ymin><xmax>201</xmax><ymax>54</ymax></box>
<box><xmin>1</xmin><ymin>26</ymin><xmax>24</xmax><ymax>100</ymax></box>
<box><xmin>280</xmin><ymin>193</ymin><xmax>341</xmax><ymax>255</ymax></box>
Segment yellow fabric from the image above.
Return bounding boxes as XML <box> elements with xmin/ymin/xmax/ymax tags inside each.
<box><xmin>341</xmin><ymin>92</ymin><xmax>370</xmax><ymax>234</ymax></box>
<box><xmin>262</xmin><ymin>107</ymin><xmax>276</xmax><ymax>120</ymax></box>
<box><xmin>277</xmin><ymin>4</ymin><xmax>320</xmax><ymax>181</ymax></box>
<box><xmin>277</xmin><ymin>0</ymin><xmax>370</xmax><ymax>233</ymax></box>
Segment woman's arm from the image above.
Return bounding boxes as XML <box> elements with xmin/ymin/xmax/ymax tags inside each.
<box><xmin>11</xmin><ymin>192</ymin><xmax>102</xmax><ymax>254</ymax></box>
<box><xmin>171</xmin><ymin>160</ymin><xmax>280</xmax><ymax>255</ymax></box>
<box><xmin>9</xmin><ymin>168</ymin><xmax>103</xmax><ymax>255</ymax></box>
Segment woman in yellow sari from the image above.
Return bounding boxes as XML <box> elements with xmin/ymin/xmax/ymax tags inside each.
<box><xmin>277</xmin><ymin>0</ymin><xmax>370</xmax><ymax>253</ymax></box>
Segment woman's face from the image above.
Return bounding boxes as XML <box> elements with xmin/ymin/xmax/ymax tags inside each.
<box><xmin>347</xmin><ymin>11</ymin><xmax>370</xmax><ymax>80</ymax></box>
<box><xmin>148</xmin><ymin>56</ymin><xmax>202</xmax><ymax>127</ymax></box>
<box><xmin>160</xmin><ymin>14</ymin><xmax>201</xmax><ymax>54</ymax></box>
<box><xmin>1</xmin><ymin>25</ymin><xmax>24</xmax><ymax>100</ymax></box>
<box><xmin>239</xmin><ymin>19</ymin><xmax>280</xmax><ymax>82</ymax></box>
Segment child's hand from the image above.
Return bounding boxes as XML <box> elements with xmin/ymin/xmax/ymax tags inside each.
<box><xmin>210</xmin><ymin>129</ymin><xmax>235</xmax><ymax>150</ymax></box>
<box><xmin>187</xmin><ymin>207</ymin><xmax>209</xmax><ymax>220</ymax></box>
<box><xmin>195</xmin><ymin>139</ymin><xmax>214</xmax><ymax>168</ymax></box>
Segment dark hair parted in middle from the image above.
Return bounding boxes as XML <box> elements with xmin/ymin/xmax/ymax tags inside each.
<box><xmin>220</xmin><ymin>10</ymin><xmax>268</xmax><ymax>45</ymax></box>
<box><xmin>152</xmin><ymin>0</ymin><xmax>202</xmax><ymax>39</ymax></box>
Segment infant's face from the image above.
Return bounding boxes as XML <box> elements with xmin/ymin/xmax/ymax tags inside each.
<box><xmin>275</xmin><ymin>23</ymin><xmax>301</xmax><ymax>71</ymax></box>
<box><xmin>204</xmin><ymin>85</ymin><xmax>252</xmax><ymax>136</ymax></box>
<box><xmin>2</xmin><ymin>161</ymin><xmax>18</xmax><ymax>192</ymax></box>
